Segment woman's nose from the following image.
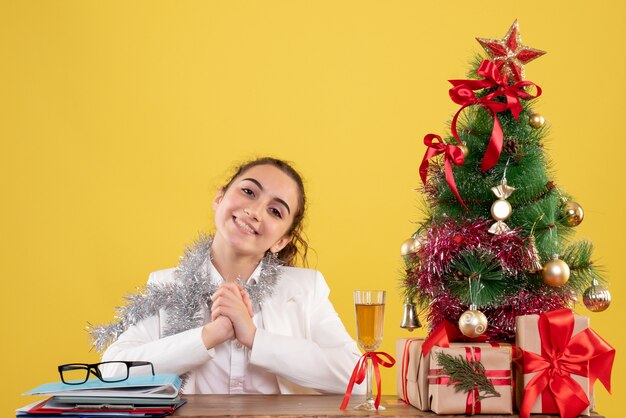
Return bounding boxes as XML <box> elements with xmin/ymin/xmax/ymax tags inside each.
<box><xmin>243</xmin><ymin>206</ymin><xmax>261</xmax><ymax>221</ymax></box>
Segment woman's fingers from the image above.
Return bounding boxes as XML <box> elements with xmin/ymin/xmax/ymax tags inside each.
<box><xmin>211</xmin><ymin>293</ymin><xmax>246</xmax><ymax>319</ymax></box>
<box><xmin>210</xmin><ymin>285</ymin><xmax>257</xmax><ymax>349</ymax></box>
<box><xmin>211</xmin><ymin>282</ymin><xmax>244</xmax><ymax>301</ymax></box>
<box><xmin>210</xmin><ymin>305</ymin><xmax>222</xmax><ymax>322</ymax></box>
<box><xmin>210</xmin><ymin>283</ymin><xmax>253</xmax><ymax>316</ymax></box>
<box><xmin>241</xmin><ymin>290</ymin><xmax>254</xmax><ymax>317</ymax></box>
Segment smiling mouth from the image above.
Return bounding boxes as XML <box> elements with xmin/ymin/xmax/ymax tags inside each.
<box><xmin>234</xmin><ymin>217</ymin><xmax>257</xmax><ymax>235</ymax></box>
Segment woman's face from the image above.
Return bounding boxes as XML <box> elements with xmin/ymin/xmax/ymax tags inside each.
<box><xmin>213</xmin><ymin>164</ymin><xmax>300</xmax><ymax>258</ymax></box>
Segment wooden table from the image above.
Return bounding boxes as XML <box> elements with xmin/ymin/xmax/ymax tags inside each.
<box><xmin>172</xmin><ymin>395</ymin><xmax>604</xmax><ymax>417</ymax></box>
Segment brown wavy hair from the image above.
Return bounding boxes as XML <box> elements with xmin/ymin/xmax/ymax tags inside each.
<box><xmin>221</xmin><ymin>157</ymin><xmax>308</xmax><ymax>267</ymax></box>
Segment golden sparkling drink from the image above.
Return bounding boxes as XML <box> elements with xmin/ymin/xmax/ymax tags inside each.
<box><xmin>355</xmin><ymin>303</ymin><xmax>384</xmax><ymax>352</ymax></box>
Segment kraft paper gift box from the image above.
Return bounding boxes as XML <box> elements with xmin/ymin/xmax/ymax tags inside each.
<box><xmin>515</xmin><ymin>311</ymin><xmax>593</xmax><ymax>416</ymax></box>
<box><xmin>396</xmin><ymin>338</ymin><xmax>429</xmax><ymax>411</ymax></box>
<box><xmin>397</xmin><ymin>337</ymin><xmax>514</xmax><ymax>413</ymax></box>
<box><xmin>428</xmin><ymin>345</ymin><xmax>514</xmax><ymax>415</ymax></box>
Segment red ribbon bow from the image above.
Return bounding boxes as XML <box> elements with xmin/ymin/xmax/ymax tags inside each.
<box><xmin>419</xmin><ymin>133</ymin><xmax>467</xmax><ymax>210</ymax></box>
<box><xmin>421</xmin><ymin>320</ymin><xmax>492</xmax><ymax>356</ymax></box>
<box><xmin>449</xmin><ymin>59</ymin><xmax>542</xmax><ymax>172</ymax></box>
<box><xmin>340</xmin><ymin>351</ymin><xmax>395</xmax><ymax>410</ymax></box>
<box><xmin>422</xmin><ymin>320</ymin><xmax>464</xmax><ymax>356</ymax></box>
<box><xmin>520</xmin><ymin>309</ymin><xmax>615</xmax><ymax>418</ymax></box>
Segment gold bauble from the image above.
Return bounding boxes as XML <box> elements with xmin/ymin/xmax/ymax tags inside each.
<box><xmin>458</xmin><ymin>308</ymin><xmax>488</xmax><ymax>338</ymax></box>
<box><xmin>562</xmin><ymin>201</ymin><xmax>584</xmax><ymax>227</ymax></box>
<box><xmin>401</xmin><ymin>237</ymin><xmax>420</xmax><ymax>257</ymax></box>
<box><xmin>459</xmin><ymin>145</ymin><xmax>469</xmax><ymax>159</ymax></box>
<box><xmin>583</xmin><ymin>280</ymin><xmax>611</xmax><ymax>312</ymax></box>
<box><xmin>529</xmin><ymin>113</ymin><xmax>545</xmax><ymax>128</ymax></box>
<box><xmin>490</xmin><ymin>199</ymin><xmax>512</xmax><ymax>221</ymax></box>
<box><xmin>542</xmin><ymin>256</ymin><xmax>570</xmax><ymax>287</ymax></box>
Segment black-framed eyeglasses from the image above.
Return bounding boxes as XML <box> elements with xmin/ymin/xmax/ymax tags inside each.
<box><xmin>58</xmin><ymin>361</ymin><xmax>155</xmax><ymax>385</ymax></box>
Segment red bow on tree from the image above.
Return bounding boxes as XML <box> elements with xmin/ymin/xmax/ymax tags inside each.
<box><xmin>520</xmin><ymin>309</ymin><xmax>615</xmax><ymax>418</ymax></box>
<box><xmin>449</xmin><ymin>60</ymin><xmax>542</xmax><ymax>172</ymax></box>
<box><xmin>419</xmin><ymin>133</ymin><xmax>467</xmax><ymax>210</ymax></box>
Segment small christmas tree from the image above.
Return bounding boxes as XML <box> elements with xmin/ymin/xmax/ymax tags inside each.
<box><xmin>402</xmin><ymin>20</ymin><xmax>611</xmax><ymax>342</ymax></box>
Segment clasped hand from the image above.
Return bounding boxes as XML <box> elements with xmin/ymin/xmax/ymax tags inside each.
<box><xmin>209</xmin><ymin>282</ymin><xmax>256</xmax><ymax>348</ymax></box>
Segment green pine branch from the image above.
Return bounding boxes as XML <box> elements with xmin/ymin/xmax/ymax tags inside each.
<box><xmin>428</xmin><ymin>97</ymin><xmax>556</xmax><ymax>226</ymax></box>
<box><xmin>561</xmin><ymin>240</ymin><xmax>606</xmax><ymax>293</ymax></box>
<box><xmin>446</xmin><ymin>249</ymin><xmax>510</xmax><ymax>306</ymax></box>
<box><xmin>435</xmin><ymin>351</ymin><xmax>501</xmax><ymax>401</ymax></box>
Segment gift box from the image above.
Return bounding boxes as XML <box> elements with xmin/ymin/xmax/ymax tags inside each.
<box><xmin>516</xmin><ymin>309</ymin><xmax>615</xmax><ymax>418</ymax></box>
<box><xmin>396</xmin><ymin>338</ymin><xmax>429</xmax><ymax>411</ymax></box>
<box><xmin>397</xmin><ymin>335</ymin><xmax>514</xmax><ymax>413</ymax></box>
<box><xmin>428</xmin><ymin>344</ymin><xmax>513</xmax><ymax>415</ymax></box>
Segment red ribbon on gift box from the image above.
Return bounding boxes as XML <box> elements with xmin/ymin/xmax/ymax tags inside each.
<box><xmin>421</xmin><ymin>320</ymin><xmax>494</xmax><ymax>356</ymax></box>
<box><xmin>449</xmin><ymin>59</ymin><xmax>541</xmax><ymax>172</ymax></box>
<box><xmin>401</xmin><ymin>337</ymin><xmax>505</xmax><ymax>405</ymax></box>
<box><xmin>340</xmin><ymin>351</ymin><xmax>395</xmax><ymax>410</ymax></box>
<box><xmin>520</xmin><ymin>309</ymin><xmax>615</xmax><ymax>418</ymax></box>
<box><xmin>400</xmin><ymin>338</ymin><xmax>421</xmax><ymax>404</ymax></box>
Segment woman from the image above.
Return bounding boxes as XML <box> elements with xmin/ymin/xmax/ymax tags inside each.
<box><xmin>93</xmin><ymin>157</ymin><xmax>363</xmax><ymax>395</ymax></box>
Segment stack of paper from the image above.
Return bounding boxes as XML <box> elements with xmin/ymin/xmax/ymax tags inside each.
<box><xmin>17</xmin><ymin>374</ymin><xmax>185</xmax><ymax>417</ymax></box>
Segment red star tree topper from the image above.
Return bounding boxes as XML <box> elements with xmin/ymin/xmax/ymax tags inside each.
<box><xmin>476</xmin><ymin>20</ymin><xmax>546</xmax><ymax>82</ymax></box>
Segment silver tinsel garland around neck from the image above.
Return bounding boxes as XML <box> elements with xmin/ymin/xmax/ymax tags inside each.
<box><xmin>88</xmin><ymin>234</ymin><xmax>283</xmax><ymax>352</ymax></box>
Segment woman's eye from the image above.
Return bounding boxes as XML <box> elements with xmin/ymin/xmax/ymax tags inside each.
<box><xmin>269</xmin><ymin>208</ymin><xmax>282</xmax><ymax>219</ymax></box>
<box><xmin>241</xmin><ymin>188</ymin><xmax>254</xmax><ymax>197</ymax></box>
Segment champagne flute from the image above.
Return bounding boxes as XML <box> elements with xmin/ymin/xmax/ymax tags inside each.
<box><xmin>353</xmin><ymin>290</ymin><xmax>386</xmax><ymax>410</ymax></box>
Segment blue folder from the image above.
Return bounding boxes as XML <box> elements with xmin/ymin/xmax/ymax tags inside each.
<box><xmin>23</xmin><ymin>374</ymin><xmax>182</xmax><ymax>399</ymax></box>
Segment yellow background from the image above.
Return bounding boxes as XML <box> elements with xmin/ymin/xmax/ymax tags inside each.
<box><xmin>1</xmin><ymin>1</ymin><xmax>624</xmax><ymax>416</ymax></box>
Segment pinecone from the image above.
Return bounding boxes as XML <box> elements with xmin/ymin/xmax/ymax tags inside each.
<box><xmin>503</xmin><ymin>137</ymin><xmax>520</xmax><ymax>155</ymax></box>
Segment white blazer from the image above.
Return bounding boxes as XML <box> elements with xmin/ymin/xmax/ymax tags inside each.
<box><xmin>102</xmin><ymin>266</ymin><xmax>364</xmax><ymax>395</ymax></box>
